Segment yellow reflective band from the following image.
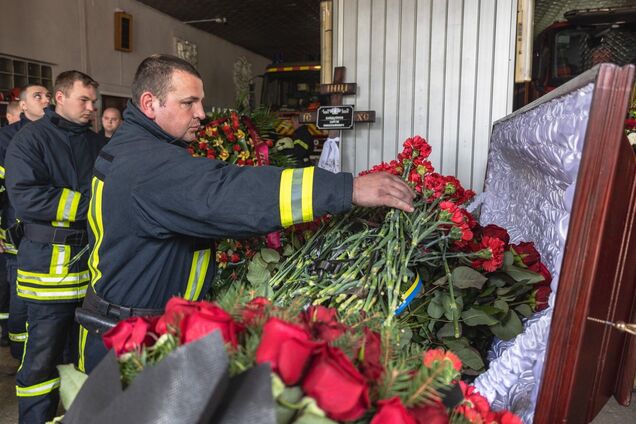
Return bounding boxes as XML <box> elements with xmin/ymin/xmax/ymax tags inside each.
<box><xmin>9</xmin><ymin>332</ymin><xmax>27</xmax><ymax>342</ymax></box>
<box><xmin>17</xmin><ymin>269</ymin><xmax>90</xmax><ymax>286</ymax></box>
<box><xmin>279</xmin><ymin>169</ymin><xmax>294</xmax><ymax>227</ymax></box>
<box><xmin>88</xmin><ymin>177</ymin><xmax>105</xmax><ymax>287</ymax></box>
<box><xmin>16</xmin><ymin>283</ymin><xmax>88</xmax><ymax>301</ymax></box>
<box><xmin>0</xmin><ymin>165</ymin><xmax>5</xmax><ymax>179</ymax></box>
<box><xmin>50</xmin><ymin>244</ymin><xmax>69</xmax><ymax>275</ymax></box>
<box><xmin>293</xmin><ymin>139</ymin><xmax>309</xmax><ymax>150</ymax></box>
<box><xmin>16</xmin><ymin>378</ymin><xmax>61</xmax><ymax>397</ymax></box>
<box><xmin>184</xmin><ymin>249</ymin><xmax>212</xmax><ymax>300</ymax></box>
<box><xmin>55</xmin><ymin>188</ymin><xmax>81</xmax><ymax>223</ymax></box>
<box><xmin>301</xmin><ymin>167</ymin><xmax>314</xmax><ymax>223</ymax></box>
<box><xmin>0</xmin><ymin>312</ymin><xmax>8</xmax><ymax>319</ymax></box>
<box><xmin>78</xmin><ymin>325</ymin><xmax>88</xmax><ymax>372</ymax></box>
<box><xmin>17</xmin><ymin>322</ymin><xmax>28</xmax><ymax>372</ymax></box>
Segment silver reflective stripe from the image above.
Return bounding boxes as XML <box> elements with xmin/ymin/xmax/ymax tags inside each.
<box><xmin>290</xmin><ymin>168</ymin><xmax>304</xmax><ymax>224</ymax></box>
<box><xmin>16</xmin><ymin>378</ymin><xmax>61</xmax><ymax>397</ymax></box>
<box><xmin>54</xmin><ymin>245</ymin><xmax>68</xmax><ymax>274</ymax></box>
<box><xmin>62</xmin><ymin>191</ymin><xmax>76</xmax><ymax>220</ymax></box>
<box><xmin>17</xmin><ymin>271</ymin><xmax>90</xmax><ymax>284</ymax></box>
<box><xmin>186</xmin><ymin>252</ymin><xmax>207</xmax><ymax>300</ymax></box>
<box><xmin>17</xmin><ymin>286</ymin><xmax>87</xmax><ymax>299</ymax></box>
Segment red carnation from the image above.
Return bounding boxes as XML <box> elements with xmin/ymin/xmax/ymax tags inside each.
<box><xmin>232</xmin><ymin>144</ymin><xmax>241</xmax><ymax>152</ymax></box>
<box><xmin>423</xmin><ymin>348</ymin><xmax>462</xmax><ymax>372</ymax></box>
<box><xmin>230</xmin><ymin>253</ymin><xmax>240</xmax><ymax>263</ymax></box>
<box><xmin>480</xmin><ymin>224</ymin><xmax>510</xmax><ymax>246</ymax></box>
<box><xmin>241</xmin><ymin>297</ymin><xmax>271</xmax><ymax>326</ymax></box>
<box><xmin>410</xmin><ymin>401</ymin><xmax>449</xmax><ymax>424</ymax></box>
<box><xmin>256</xmin><ymin>318</ymin><xmax>319</xmax><ymax>385</ymax></box>
<box><xmin>103</xmin><ymin>316</ymin><xmax>157</xmax><ymax>356</ymax></box>
<box><xmin>371</xmin><ymin>397</ymin><xmax>416</xmax><ymax>424</ymax></box>
<box><xmin>472</xmin><ymin>236</ymin><xmax>505</xmax><ymax>272</ymax></box>
<box><xmin>302</xmin><ymin>346</ymin><xmax>370</xmax><ymax>421</ymax></box>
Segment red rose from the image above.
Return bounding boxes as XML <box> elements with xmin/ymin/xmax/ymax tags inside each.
<box><xmin>357</xmin><ymin>328</ymin><xmax>384</xmax><ymax>380</ymax></box>
<box><xmin>241</xmin><ymin>297</ymin><xmax>271</xmax><ymax>326</ymax></box>
<box><xmin>230</xmin><ymin>253</ymin><xmax>240</xmax><ymax>263</ymax></box>
<box><xmin>103</xmin><ymin>316</ymin><xmax>156</xmax><ymax>356</ymax></box>
<box><xmin>179</xmin><ymin>305</ymin><xmax>241</xmax><ymax>347</ymax></box>
<box><xmin>493</xmin><ymin>410</ymin><xmax>523</xmax><ymax>424</ymax></box>
<box><xmin>371</xmin><ymin>397</ymin><xmax>416</xmax><ymax>424</ymax></box>
<box><xmin>528</xmin><ymin>261</ymin><xmax>552</xmax><ymax>287</ymax></box>
<box><xmin>155</xmin><ymin>297</ymin><xmax>200</xmax><ymax>334</ymax></box>
<box><xmin>303</xmin><ymin>305</ymin><xmax>347</xmax><ymax>342</ymax></box>
<box><xmin>480</xmin><ymin>224</ymin><xmax>510</xmax><ymax>246</ymax></box>
<box><xmin>302</xmin><ymin>346</ymin><xmax>370</xmax><ymax>421</ymax></box>
<box><xmin>532</xmin><ymin>286</ymin><xmax>551</xmax><ymax>312</ymax></box>
<box><xmin>256</xmin><ymin>318</ymin><xmax>319</xmax><ymax>385</ymax></box>
<box><xmin>410</xmin><ymin>401</ymin><xmax>449</xmax><ymax>424</ymax></box>
<box><xmin>458</xmin><ymin>381</ymin><xmax>491</xmax><ymax>417</ymax></box>
<box><xmin>511</xmin><ymin>242</ymin><xmax>540</xmax><ymax>267</ymax></box>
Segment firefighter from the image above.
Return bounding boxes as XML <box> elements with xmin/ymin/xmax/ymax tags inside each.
<box><xmin>0</xmin><ymin>84</ymin><xmax>51</xmax><ymax>360</ymax></box>
<box><xmin>78</xmin><ymin>54</ymin><xmax>415</xmax><ymax>373</ymax></box>
<box><xmin>5</xmin><ymin>71</ymin><xmax>106</xmax><ymax>423</ymax></box>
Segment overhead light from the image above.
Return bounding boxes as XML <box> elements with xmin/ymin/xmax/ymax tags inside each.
<box><xmin>183</xmin><ymin>17</ymin><xmax>227</xmax><ymax>24</ymax></box>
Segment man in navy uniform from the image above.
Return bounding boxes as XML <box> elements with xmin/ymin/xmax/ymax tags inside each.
<box><xmin>0</xmin><ymin>84</ymin><xmax>52</xmax><ymax>359</ymax></box>
<box><xmin>79</xmin><ymin>54</ymin><xmax>414</xmax><ymax>373</ymax></box>
<box><xmin>6</xmin><ymin>72</ymin><xmax>106</xmax><ymax>423</ymax></box>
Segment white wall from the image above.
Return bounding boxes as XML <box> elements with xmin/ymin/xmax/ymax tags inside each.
<box><xmin>0</xmin><ymin>0</ymin><xmax>271</xmax><ymax>108</ymax></box>
<box><xmin>332</xmin><ymin>0</ymin><xmax>517</xmax><ymax>191</ymax></box>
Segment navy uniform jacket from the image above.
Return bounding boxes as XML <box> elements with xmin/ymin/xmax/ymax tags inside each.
<box><xmin>5</xmin><ymin>108</ymin><xmax>107</xmax><ymax>303</ymax></box>
<box><xmin>89</xmin><ymin>102</ymin><xmax>353</xmax><ymax>310</ymax></box>
<box><xmin>0</xmin><ymin>114</ymin><xmax>32</xmax><ymax>255</ymax></box>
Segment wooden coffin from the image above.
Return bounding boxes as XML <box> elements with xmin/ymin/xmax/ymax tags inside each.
<box><xmin>480</xmin><ymin>63</ymin><xmax>635</xmax><ymax>423</ymax></box>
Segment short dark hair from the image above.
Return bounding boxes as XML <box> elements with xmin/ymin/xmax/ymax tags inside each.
<box><xmin>54</xmin><ymin>70</ymin><xmax>99</xmax><ymax>96</ymax></box>
<box><xmin>19</xmin><ymin>83</ymin><xmax>50</xmax><ymax>101</ymax></box>
<box><xmin>131</xmin><ymin>54</ymin><xmax>201</xmax><ymax>106</ymax></box>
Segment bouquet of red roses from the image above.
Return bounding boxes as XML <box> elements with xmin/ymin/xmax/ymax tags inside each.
<box><xmin>95</xmin><ymin>294</ymin><xmax>521</xmax><ymax>424</ymax></box>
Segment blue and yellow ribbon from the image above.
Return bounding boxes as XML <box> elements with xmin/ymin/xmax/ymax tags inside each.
<box><xmin>395</xmin><ymin>273</ymin><xmax>423</xmax><ymax>315</ymax></box>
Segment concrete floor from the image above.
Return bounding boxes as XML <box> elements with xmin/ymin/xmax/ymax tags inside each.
<box><xmin>0</xmin><ymin>344</ymin><xmax>635</xmax><ymax>423</ymax></box>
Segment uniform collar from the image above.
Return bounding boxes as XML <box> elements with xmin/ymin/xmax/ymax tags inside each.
<box><xmin>123</xmin><ymin>100</ymin><xmax>188</xmax><ymax>147</ymax></box>
<box><xmin>45</xmin><ymin>108</ymin><xmax>91</xmax><ymax>135</ymax></box>
<box><xmin>19</xmin><ymin>113</ymin><xmax>31</xmax><ymax>125</ymax></box>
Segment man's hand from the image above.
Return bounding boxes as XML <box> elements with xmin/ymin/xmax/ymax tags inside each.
<box><xmin>352</xmin><ymin>172</ymin><xmax>415</xmax><ymax>212</ymax></box>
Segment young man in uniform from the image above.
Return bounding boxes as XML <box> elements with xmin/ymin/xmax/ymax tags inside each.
<box><xmin>5</xmin><ymin>72</ymin><xmax>106</xmax><ymax>423</ymax></box>
<box><xmin>5</xmin><ymin>101</ymin><xmax>21</xmax><ymax>125</ymax></box>
<box><xmin>0</xmin><ymin>84</ymin><xmax>52</xmax><ymax>360</ymax></box>
<box><xmin>78</xmin><ymin>54</ymin><xmax>414</xmax><ymax>373</ymax></box>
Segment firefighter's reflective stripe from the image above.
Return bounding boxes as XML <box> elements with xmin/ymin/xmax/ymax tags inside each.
<box><xmin>279</xmin><ymin>167</ymin><xmax>315</xmax><ymax>228</ymax></box>
<box><xmin>184</xmin><ymin>249</ymin><xmax>212</xmax><ymax>300</ymax></box>
<box><xmin>9</xmin><ymin>332</ymin><xmax>27</xmax><ymax>342</ymax></box>
<box><xmin>0</xmin><ymin>228</ymin><xmax>17</xmax><ymax>255</ymax></box>
<box><xmin>16</xmin><ymin>378</ymin><xmax>60</xmax><ymax>397</ymax></box>
<box><xmin>49</xmin><ymin>244</ymin><xmax>69</xmax><ymax>275</ymax></box>
<box><xmin>17</xmin><ymin>269</ymin><xmax>90</xmax><ymax>301</ymax></box>
<box><xmin>0</xmin><ymin>312</ymin><xmax>8</xmax><ymax>319</ymax></box>
<box><xmin>53</xmin><ymin>188</ymin><xmax>81</xmax><ymax>227</ymax></box>
<box><xmin>0</xmin><ymin>165</ymin><xmax>5</xmax><ymax>179</ymax></box>
<box><xmin>88</xmin><ymin>177</ymin><xmax>105</xmax><ymax>287</ymax></box>
<box><xmin>294</xmin><ymin>139</ymin><xmax>309</xmax><ymax>150</ymax></box>
<box><xmin>16</xmin><ymin>284</ymin><xmax>88</xmax><ymax>301</ymax></box>
<box><xmin>77</xmin><ymin>326</ymin><xmax>88</xmax><ymax>372</ymax></box>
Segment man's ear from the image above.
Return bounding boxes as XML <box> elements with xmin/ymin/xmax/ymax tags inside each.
<box><xmin>54</xmin><ymin>90</ymin><xmax>65</xmax><ymax>107</ymax></box>
<box><xmin>138</xmin><ymin>92</ymin><xmax>157</xmax><ymax>119</ymax></box>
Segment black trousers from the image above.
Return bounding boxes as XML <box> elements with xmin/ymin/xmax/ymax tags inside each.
<box><xmin>78</xmin><ymin>326</ymin><xmax>109</xmax><ymax>374</ymax></box>
<box><xmin>0</xmin><ymin>254</ymin><xmax>8</xmax><ymax>339</ymax></box>
<box><xmin>6</xmin><ymin>255</ymin><xmax>27</xmax><ymax>359</ymax></box>
<box><xmin>16</xmin><ymin>301</ymin><xmax>79</xmax><ymax>424</ymax></box>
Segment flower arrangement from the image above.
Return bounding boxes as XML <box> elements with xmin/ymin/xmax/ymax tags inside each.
<box><xmin>101</xmin><ymin>293</ymin><xmax>521</xmax><ymax>424</ymax></box>
<box><xmin>268</xmin><ymin>136</ymin><xmax>552</xmax><ymax>372</ymax></box>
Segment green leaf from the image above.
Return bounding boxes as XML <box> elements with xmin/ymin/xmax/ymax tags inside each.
<box><xmin>515</xmin><ymin>304</ymin><xmax>534</xmax><ymax>317</ymax></box>
<box><xmin>427</xmin><ymin>299</ymin><xmax>445</xmax><ymax>319</ymax></box>
<box><xmin>505</xmin><ymin>266</ymin><xmax>545</xmax><ymax>284</ymax></box>
<box><xmin>490</xmin><ymin>311</ymin><xmax>523</xmax><ymax>340</ymax></box>
<box><xmin>452</xmin><ymin>266</ymin><xmax>488</xmax><ymax>290</ymax></box>
<box><xmin>488</xmin><ymin>274</ymin><xmax>510</xmax><ymax>288</ymax></box>
<box><xmin>494</xmin><ymin>299</ymin><xmax>509</xmax><ymax>315</ymax></box>
<box><xmin>461</xmin><ymin>308</ymin><xmax>499</xmax><ymax>326</ymax></box>
<box><xmin>399</xmin><ymin>326</ymin><xmax>413</xmax><ymax>348</ymax></box>
<box><xmin>261</xmin><ymin>248</ymin><xmax>281</xmax><ymax>264</ymax></box>
<box><xmin>282</xmin><ymin>243</ymin><xmax>295</xmax><ymax>257</ymax></box>
<box><xmin>279</xmin><ymin>385</ymin><xmax>304</xmax><ymax>405</ymax></box>
<box><xmin>443</xmin><ymin>337</ymin><xmax>470</xmax><ymax>350</ymax></box>
<box><xmin>432</xmin><ymin>275</ymin><xmax>448</xmax><ymax>286</ymax></box>
<box><xmin>437</xmin><ymin>322</ymin><xmax>461</xmax><ymax>338</ymax></box>
<box><xmin>246</xmin><ymin>265</ymin><xmax>269</xmax><ymax>285</ymax></box>
<box><xmin>57</xmin><ymin>364</ymin><xmax>88</xmax><ymax>410</ymax></box>
<box><xmin>450</xmin><ymin>346</ymin><xmax>485</xmax><ymax>371</ymax></box>
<box><xmin>251</xmin><ymin>253</ymin><xmax>269</xmax><ymax>269</ymax></box>
<box><xmin>503</xmin><ymin>251</ymin><xmax>515</xmax><ymax>267</ymax></box>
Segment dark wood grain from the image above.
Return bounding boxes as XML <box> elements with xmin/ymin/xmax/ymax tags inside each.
<box><xmin>533</xmin><ymin>64</ymin><xmax>635</xmax><ymax>423</ymax></box>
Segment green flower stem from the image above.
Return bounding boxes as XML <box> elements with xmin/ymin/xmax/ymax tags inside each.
<box><xmin>442</xmin><ymin>250</ymin><xmax>460</xmax><ymax>338</ymax></box>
